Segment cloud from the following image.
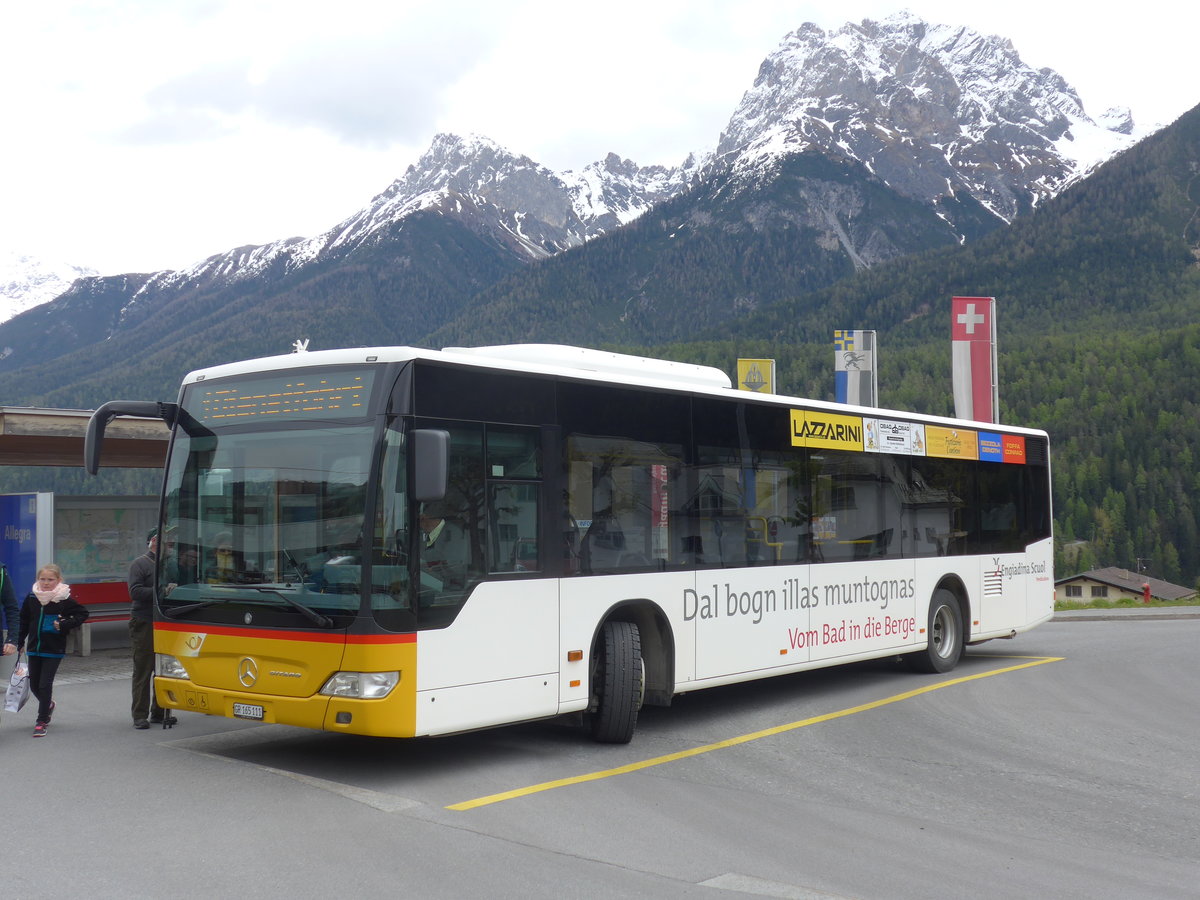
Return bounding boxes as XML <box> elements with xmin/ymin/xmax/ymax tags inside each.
<box><xmin>5</xmin><ymin>0</ymin><xmax>1197</xmax><ymax>276</ymax></box>
<box><xmin>117</xmin><ymin>3</ymin><xmax>505</xmax><ymax>147</ymax></box>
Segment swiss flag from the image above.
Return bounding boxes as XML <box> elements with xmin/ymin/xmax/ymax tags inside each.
<box><xmin>951</xmin><ymin>297</ymin><xmax>997</xmax><ymax>422</ymax></box>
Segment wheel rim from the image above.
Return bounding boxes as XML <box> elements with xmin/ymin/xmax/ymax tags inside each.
<box><xmin>931</xmin><ymin>604</ymin><xmax>957</xmax><ymax>659</ymax></box>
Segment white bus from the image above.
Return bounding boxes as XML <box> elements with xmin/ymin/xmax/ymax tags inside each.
<box><xmin>86</xmin><ymin>344</ymin><xmax>1053</xmax><ymax>743</ymax></box>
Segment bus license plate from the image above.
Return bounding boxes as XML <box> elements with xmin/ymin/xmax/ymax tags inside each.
<box><xmin>232</xmin><ymin>702</ymin><xmax>265</xmax><ymax>720</ymax></box>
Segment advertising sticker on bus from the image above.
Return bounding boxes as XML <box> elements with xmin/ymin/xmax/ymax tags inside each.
<box><xmin>790</xmin><ymin>410</ymin><xmax>864</xmax><ymax>450</ymax></box>
<box><xmin>925</xmin><ymin>425</ymin><xmax>979</xmax><ymax>459</ymax></box>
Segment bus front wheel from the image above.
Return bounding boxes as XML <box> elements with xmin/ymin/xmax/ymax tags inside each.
<box><xmin>906</xmin><ymin>589</ymin><xmax>964</xmax><ymax>674</ymax></box>
<box><xmin>590</xmin><ymin>620</ymin><xmax>643</xmax><ymax>743</ymax></box>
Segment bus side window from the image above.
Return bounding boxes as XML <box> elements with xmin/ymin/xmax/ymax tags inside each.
<box><xmin>489</xmin><ymin>482</ymin><xmax>539</xmax><ymax>572</ymax></box>
<box><xmin>485</xmin><ymin>426</ymin><xmax>542</xmax><ymax>574</ymax></box>
<box><xmin>567</xmin><ymin>439</ymin><xmax>679</xmax><ymax>574</ymax></box>
<box><xmin>909</xmin><ymin>457</ymin><xmax>968</xmax><ymax>557</ymax></box>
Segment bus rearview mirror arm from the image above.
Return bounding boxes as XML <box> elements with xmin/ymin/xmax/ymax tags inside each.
<box><xmin>84</xmin><ymin>400</ymin><xmax>178</xmax><ymax>475</ymax></box>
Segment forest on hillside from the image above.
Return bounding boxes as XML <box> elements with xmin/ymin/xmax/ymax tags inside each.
<box><xmin>637</xmin><ymin>314</ymin><xmax>1200</xmax><ymax>589</ymax></box>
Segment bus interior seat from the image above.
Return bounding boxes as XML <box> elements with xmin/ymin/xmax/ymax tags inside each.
<box><xmin>322</xmin><ymin>564</ymin><xmax>361</xmax><ymax>593</ymax></box>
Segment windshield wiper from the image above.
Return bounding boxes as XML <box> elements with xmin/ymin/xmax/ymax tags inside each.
<box><xmin>255</xmin><ymin>589</ymin><xmax>335</xmax><ymax>628</ymax></box>
<box><xmin>160</xmin><ymin>588</ymin><xmax>335</xmax><ymax>628</ymax></box>
<box><xmin>160</xmin><ymin>597</ymin><xmax>236</xmax><ymax>619</ymax></box>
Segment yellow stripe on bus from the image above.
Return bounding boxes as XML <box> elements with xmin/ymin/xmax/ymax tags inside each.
<box><xmin>446</xmin><ymin>656</ymin><xmax>1063</xmax><ymax>811</ymax></box>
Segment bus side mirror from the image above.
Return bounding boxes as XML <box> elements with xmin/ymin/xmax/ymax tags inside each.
<box><xmin>412</xmin><ymin>429</ymin><xmax>449</xmax><ymax>502</ymax></box>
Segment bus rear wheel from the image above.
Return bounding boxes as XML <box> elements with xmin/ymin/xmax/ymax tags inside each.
<box><xmin>590</xmin><ymin>620</ymin><xmax>643</xmax><ymax>743</ymax></box>
<box><xmin>906</xmin><ymin>589</ymin><xmax>964</xmax><ymax>674</ymax></box>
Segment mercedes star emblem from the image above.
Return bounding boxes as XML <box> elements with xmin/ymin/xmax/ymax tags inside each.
<box><xmin>238</xmin><ymin>657</ymin><xmax>259</xmax><ymax>687</ymax></box>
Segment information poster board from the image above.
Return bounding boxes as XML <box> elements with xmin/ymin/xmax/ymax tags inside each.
<box><xmin>0</xmin><ymin>493</ymin><xmax>51</xmax><ymax>595</ymax></box>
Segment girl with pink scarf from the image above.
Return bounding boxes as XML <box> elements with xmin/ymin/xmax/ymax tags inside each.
<box><xmin>16</xmin><ymin>564</ymin><xmax>89</xmax><ymax>737</ymax></box>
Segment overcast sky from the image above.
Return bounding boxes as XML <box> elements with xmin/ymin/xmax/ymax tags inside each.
<box><xmin>3</xmin><ymin>0</ymin><xmax>1197</xmax><ymax>275</ymax></box>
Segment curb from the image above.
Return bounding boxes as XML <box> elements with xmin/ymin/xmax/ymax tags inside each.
<box><xmin>1054</xmin><ymin>607</ymin><xmax>1200</xmax><ymax>622</ymax></box>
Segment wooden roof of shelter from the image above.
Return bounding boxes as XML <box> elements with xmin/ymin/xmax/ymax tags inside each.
<box><xmin>0</xmin><ymin>406</ymin><xmax>169</xmax><ymax>468</ymax></box>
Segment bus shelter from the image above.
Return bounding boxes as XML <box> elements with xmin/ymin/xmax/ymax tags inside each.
<box><xmin>0</xmin><ymin>407</ymin><xmax>169</xmax><ymax>625</ymax></box>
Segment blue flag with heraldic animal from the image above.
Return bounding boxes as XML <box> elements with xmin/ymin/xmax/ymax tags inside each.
<box><xmin>834</xmin><ymin>330</ymin><xmax>877</xmax><ymax>406</ymax></box>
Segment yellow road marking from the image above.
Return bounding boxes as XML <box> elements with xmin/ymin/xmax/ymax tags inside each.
<box><xmin>447</xmin><ymin>655</ymin><xmax>1063</xmax><ymax>811</ymax></box>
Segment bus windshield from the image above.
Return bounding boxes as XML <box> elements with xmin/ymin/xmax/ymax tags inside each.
<box><xmin>159</xmin><ymin>418</ymin><xmax>377</xmax><ymax>624</ymax></box>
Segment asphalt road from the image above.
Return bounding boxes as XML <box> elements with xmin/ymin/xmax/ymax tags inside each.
<box><xmin>8</xmin><ymin>611</ymin><xmax>1198</xmax><ymax>899</ymax></box>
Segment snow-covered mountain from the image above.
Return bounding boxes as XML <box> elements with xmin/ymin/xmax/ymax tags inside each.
<box><xmin>714</xmin><ymin>12</ymin><xmax>1142</xmax><ymax>229</ymax></box>
<box><xmin>1</xmin><ymin>12</ymin><xmax>1150</xmax><ymax>344</ymax></box>
<box><xmin>353</xmin><ymin>134</ymin><xmax>701</xmax><ymax>259</ymax></box>
<box><xmin>0</xmin><ymin>252</ymin><xmax>97</xmax><ymax>324</ymax></box>
<box><xmin>144</xmin><ymin>12</ymin><xmax>1142</xmax><ymax>294</ymax></box>
<box><xmin>109</xmin><ymin>132</ymin><xmax>703</xmax><ymax>325</ymax></box>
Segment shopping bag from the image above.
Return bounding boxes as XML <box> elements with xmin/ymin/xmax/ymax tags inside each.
<box><xmin>5</xmin><ymin>654</ymin><xmax>30</xmax><ymax>713</ymax></box>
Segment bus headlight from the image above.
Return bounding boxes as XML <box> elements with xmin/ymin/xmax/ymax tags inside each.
<box><xmin>156</xmin><ymin>654</ymin><xmax>189</xmax><ymax>679</ymax></box>
<box><xmin>319</xmin><ymin>671</ymin><xmax>400</xmax><ymax>699</ymax></box>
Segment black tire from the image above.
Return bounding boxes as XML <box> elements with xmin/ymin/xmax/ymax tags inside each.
<box><xmin>590</xmin><ymin>620</ymin><xmax>643</xmax><ymax>743</ymax></box>
<box><xmin>906</xmin><ymin>588</ymin><xmax>964</xmax><ymax>674</ymax></box>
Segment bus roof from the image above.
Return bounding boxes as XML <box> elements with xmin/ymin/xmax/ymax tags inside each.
<box><xmin>181</xmin><ymin>343</ymin><xmax>1049</xmax><ymax>438</ymax></box>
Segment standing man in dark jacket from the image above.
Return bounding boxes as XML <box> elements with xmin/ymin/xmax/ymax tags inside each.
<box><xmin>128</xmin><ymin>529</ymin><xmax>177</xmax><ymax>729</ymax></box>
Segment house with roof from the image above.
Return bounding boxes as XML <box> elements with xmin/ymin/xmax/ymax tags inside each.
<box><xmin>1054</xmin><ymin>567</ymin><xmax>1197</xmax><ymax>604</ymax></box>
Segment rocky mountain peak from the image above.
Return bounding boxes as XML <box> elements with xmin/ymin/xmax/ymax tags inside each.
<box><xmin>716</xmin><ymin>12</ymin><xmax>1139</xmax><ymax>229</ymax></box>
<box><xmin>352</xmin><ymin>133</ymin><xmax>697</xmax><ymax>259</ymax></box>
<box><xmin>381</xmin><ymin>133</ymin><xmax>544</xmax><ymax>200</ymax></box>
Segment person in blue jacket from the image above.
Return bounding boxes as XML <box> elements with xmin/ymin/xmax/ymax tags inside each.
<box><xmin>17</xmin><ymin>563</ymin><xmax>88</xmax><ymax>737</ymax></box>
<box><xmin>0</xmin><ymin>563</ymin><xmax>17</xmax><ymax>658</ymax></box>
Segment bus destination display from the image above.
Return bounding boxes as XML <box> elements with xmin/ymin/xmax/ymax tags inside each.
<box><xmin>187</xmin><ymin>369</ymin><xmax>376</xmax><ymax>425</ymax></box>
